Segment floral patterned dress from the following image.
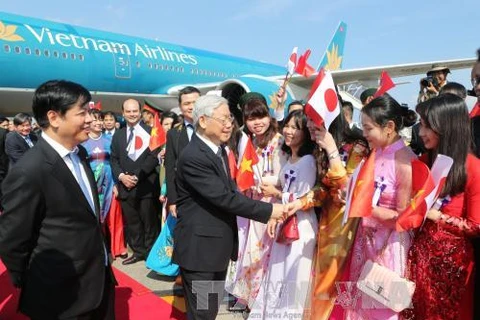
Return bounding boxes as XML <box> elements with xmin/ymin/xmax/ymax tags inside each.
<box><xmin>226</xmin><ymin>133</ymin><xmax>287</xmax><ymax>307</ymax></box>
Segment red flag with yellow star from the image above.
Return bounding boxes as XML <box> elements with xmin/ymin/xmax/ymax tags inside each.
<box><xmin>396</xmin><ymin>159</ymin><xmax>435</xmax><ymax>231</ymax></box>
<box><xmin>149</xmin><ymin>112</ymin><xmax>166</xmax><ymax>151</ymax></box>
<box><xmin>236</xmin><ymin>136</ymin><xmax>259</xmax><ymax>192</ymax></box>
<box><xmin>345</xmin><ymin>149</ymin><xmax>375</xmax><ymax>218</ymax></box>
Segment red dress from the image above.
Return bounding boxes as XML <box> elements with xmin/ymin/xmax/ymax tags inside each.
<box><xmin>403</xmin><ymin>154</ymin><xmax>480</xmax><ymax>320</ymax></box>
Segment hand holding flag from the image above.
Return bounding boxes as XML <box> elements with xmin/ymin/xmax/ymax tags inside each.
<box><xmin>396</xmin><ymin>155</ymin><xmax>453</xmax><ymax>231</ymax></box>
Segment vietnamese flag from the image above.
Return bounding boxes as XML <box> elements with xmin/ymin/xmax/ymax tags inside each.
<box><xmin>373</xmin><ymin>71</ymin><xmax>395</xmax><ymax>98</ymax></box>
<box><xmin>396</xmin><ymin>154</ymin><xmax>453</xmax><ymax>231</ymax></box>
<box><xmin>236</xmin><ymin>135</ymin><xmax>259</xmax><ymax>192</ymax></box>
<box><xmin>304</xmin><ymin>68</ymin><xmax>340</xmax><ymax>130</ymax></box>
<box><xmin>345</xmin><ymin>149</ymin><xmax>376</xmax><ymax>218</ymax></box>
<box><xmin>149</xmin><ymin>112</ymin><xmax>166</xmax><ymax>151</ymax></box>
<box><xmin>396</xmin><ymin>160</ymin><xmax>435</xmax><ymax>231</ymax></box>
<box><xmin>294</xmin><ymin>49</ymin><xmax>315</xmax><ymax>78</ymax></box>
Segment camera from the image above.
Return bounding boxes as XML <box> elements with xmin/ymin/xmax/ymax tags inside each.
<box><xmin>420</xmin><ymin>76</ymin><xmax>434</xmax><ymax>87</ymax></box>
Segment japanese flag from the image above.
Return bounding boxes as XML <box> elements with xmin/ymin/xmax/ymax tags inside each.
<box><xmin>287</xmin><ymin>46</ymin><xmax>298</xmax><ymax>75</ymax></box>
<box><xmin>127</xmin><ymin>125</ymin><xmax>150</xmax><ymax>161</ymax></box>
<box><xmin>305</xmin><ymin>69</ymin><xmax>340</xmax><ymax>130</ymax></box>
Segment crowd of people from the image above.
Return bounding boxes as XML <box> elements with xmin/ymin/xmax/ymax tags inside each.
<box><xmin>0</xmin><ymin>49</ymin><xmax>480</xmax><ymax>320</ymax></box>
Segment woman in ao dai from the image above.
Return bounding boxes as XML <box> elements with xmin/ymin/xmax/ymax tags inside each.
<box><xmin>248</xmin><ymin>110</ymin><xmax>317</xmax><ymax>319</ymax></box>
<box><xmin>345</xmin><ymin>95</ymin><xmax>417</xmax><ymax>320</ymax></box>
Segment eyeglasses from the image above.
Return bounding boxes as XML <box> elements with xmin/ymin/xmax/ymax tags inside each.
<box><xmin>206</xmin><ymin>114</ymin><xmax>235</xmax><ymax>126</ymax></box>
<box><xmin>472</xmin><ymin>77</ymin><xmax>480</xmax><ymax>87</ymax></box>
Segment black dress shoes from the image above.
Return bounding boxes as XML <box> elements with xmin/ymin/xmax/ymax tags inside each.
<box><xmin>121</xmin><ymin>255</ymin><xmax>143</xmax><ymax>265</ymax></box>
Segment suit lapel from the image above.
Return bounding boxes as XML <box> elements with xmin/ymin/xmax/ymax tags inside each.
<box><xmin>179</xmin><ymin>127</ymin><xmax>189</xmax><ymax>151</ymax></box>
<box><xmin>78</xmin><ymin>147</ymin><xmax>101</xmax><ymax>220</ymax></box>
<box><xmin>40</xmin><ymin>138</ymin><xmax>98</xmax><ymax>219</ymax></box>
<box><xmin>194</xmin><ymin>135</ymin><xmax>232</xmax><ymax>187</ymax></box>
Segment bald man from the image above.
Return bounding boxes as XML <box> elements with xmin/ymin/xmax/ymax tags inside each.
<box><xmin>110</xmin><ymin>99</ymin><xmax>161</xmax><ymax>265</ymax></box>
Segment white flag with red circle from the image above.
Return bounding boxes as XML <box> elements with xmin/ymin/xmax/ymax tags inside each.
<box><xmin>304</xmin><ymin>69</ymin><xmax>340</xmax><ymax>129</ymax></box>
<box><xmin>287</xmin><ymin>46</ymin><xmax>298</xmax><ymax>75</ymax></box>
<box><xmin>127</xmin><ymin>125</ymin><xmax>150</xmax><ymax>161</ymax></box>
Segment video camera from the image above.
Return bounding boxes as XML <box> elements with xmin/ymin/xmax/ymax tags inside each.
<box><xmin>420</xmin><ymin>76</ymin><xmax>434</xmax><ymax>87</ymax></box>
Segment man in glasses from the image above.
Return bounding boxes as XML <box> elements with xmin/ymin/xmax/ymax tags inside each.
<box><xmin>172</xmin><ymin>95</ymin><xmax>293</xmax><ymax>320</ymax></box>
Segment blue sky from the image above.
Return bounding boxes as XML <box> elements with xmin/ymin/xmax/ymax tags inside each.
<box><xmin>2</xmin><ymin>0</ymin><xmax>478</xmax><ymax>109</ymax></box>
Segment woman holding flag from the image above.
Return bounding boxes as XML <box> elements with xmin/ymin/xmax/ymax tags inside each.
<box><xmin>344</xmin><ymin>94</ymin><xmax>417</xmax><ymax>320</ymax></box>
<box><xmin>247</xmin><ymin>110</ymin><xmax>317</xmax><ymax>319</ymax></box>
<box><xmin>402</xmin><ymin>94</ymin><xmax>480</xmax><ymax>320</ymax></box>
<box><xmin>226</xmin><ymin>94</ymin><xmax>287</xmax><ymax>311</ymax></box>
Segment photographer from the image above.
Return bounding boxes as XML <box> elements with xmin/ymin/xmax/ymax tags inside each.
<box><xmin>417</xmin><ymin>64</ymin><xmax>450</xmax><ymax>103</ymax></box>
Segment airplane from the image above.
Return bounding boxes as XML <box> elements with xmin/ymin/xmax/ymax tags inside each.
<box><xmin>0</xmin><ymin>11</ymin><xmax>476</xmax><ymax>117</ymax></box>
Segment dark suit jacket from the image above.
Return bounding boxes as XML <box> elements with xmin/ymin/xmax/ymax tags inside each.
<box><xmin>5</xmin><ymin>131</ymin><xmax>38</xmax><ymax>165</ymax></box>
<box><xmin>165</xmin><ymin>124</ymin><xmax>189</xmax><ymax>204</ymax></box>
<box><xmin>110</xmin><ymin>122</ymin><xmax>160</xmax><ymax>200</ymax></box>
<box><xmin>0</xmin><ymin>128</ymin><xmax>9</xmax><ymax>194</ymax></box>
<box><xmin>172</xmin><ymin>134</ymin><xmax>272</xmax><ymax>272</ymax></box>
<box><xmin>0</xmin><ymin>137</ymin><xmax>108</xmax><ymax>319</ymax></box>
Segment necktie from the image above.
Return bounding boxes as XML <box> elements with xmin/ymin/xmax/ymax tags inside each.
<box><xmin>216</xmin><ymin>147</ymin><xmax>228</xmax><ymax>177</ymax></box>
<box><xmin>107</xmin><ymin>131</ymin><xmax>112</xmax><ymax>136</ymax></box>
<box><xmin>69</xmin><ymin>152</ymin><xmax>95</xmax><ymax>214</ymax></box>
<box><xmin>25</xmin><ymin>135</ymin><xmax>34</xmax><ymax>148</ymax></box>
<box><xmin>186</xmin><ymin>123</ymin><xmax>194</xmax><ymax>141</ymax></box>
<box><xmin>127</xmin><ymin>127</ymin><xmax>134</xmax><ymax>146</ymax></box>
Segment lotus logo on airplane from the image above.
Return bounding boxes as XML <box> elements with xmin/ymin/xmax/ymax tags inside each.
<box><xmin>0</xmin><ymin>20</ymin><xmax>24</xmax><ymax>41</ymax></box>
<box><xmin>325</xmin><ymin>44</ymin><xmax>342</xmax><ymax>71</ymax></box>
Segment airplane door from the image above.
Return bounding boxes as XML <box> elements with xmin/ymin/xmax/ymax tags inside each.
<box><xmin>112</xmin><ymin>46</ymin><xmax>131</xmax><ymax>79</ymax></box>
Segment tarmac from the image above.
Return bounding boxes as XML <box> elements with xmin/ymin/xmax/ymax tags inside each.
<box><xmin>112</xmin><ymin>257</ymin><xmax>243</xmax><ymax>319</ymax></box>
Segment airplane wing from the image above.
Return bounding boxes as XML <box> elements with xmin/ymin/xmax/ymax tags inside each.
<box><xmin>289</xmin><ymin>57</ymin><xmax>477</xmax><ymax>88</ymax></box>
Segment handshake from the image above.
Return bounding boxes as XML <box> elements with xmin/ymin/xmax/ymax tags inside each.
<box><xmin>270</xmin><ymin>202</ymin><xmax>299</xmax><ymax>221</ymax></box>
<box><xmin>267</xmin><ymin>201</ymin><xmax>302</xmax><ymax>238</ymax></box>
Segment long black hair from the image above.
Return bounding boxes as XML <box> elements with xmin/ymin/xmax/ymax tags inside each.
<box><xmin>416</xmin><ymin>94</ymin><xmax>471</xmax><ymax>197</ymax></box>
<box><xmin>281</xmin><ymin>110</ymin><xmax>316</xmax><ymax>157</ymax></box>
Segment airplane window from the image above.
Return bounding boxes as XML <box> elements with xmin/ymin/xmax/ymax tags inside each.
<box><xmin>44</xmin><ymin>50</ymin><xmax>50</xmax><ymax>57</ymax></box>
<box><xmin>62</xmin><ymin>52</ymin><xmax>68</xmax><ymax>59</ymax></box>
<box><xmin>3</xmin><ymin>45</ymin><xmax>10</xmax><ymax>53</ymax></box>
<box><xmin>176</xmin><ymin>66</ymin><xmax>180</xmax><ymax>72</ymax></box>
<box><xmin>14</xmin><ymin>46</ymin><xmax>21</xmax><ymax>54</ymax></box>
<box><xmin>154</xmin><ymin>63</ymin><xmax>158</xmax><ymax>69</ymax></box>
<box><xmin>70</xmin><ymin>53</ymin><xmax>76</xmax><ymax>60</ymax></box>
<box><xmin>25</xmin><ymin>48</ymin><xmax>31</xmax><ymax>55</ymax></box>
<box><xmin>164</xmin><ymin>64</ymin><xmax>168</xmax><ymax>70</ymax></box>
<box><xmin>35</xmin><ymin>49</ymin><xmax>41</xmax><ymax>56</ymax></box>
<box><xmin>53</xmin><ymin>51</ymin><xmax>59</xmax><ymax>58</ymax></box>
<box><xmin>159</xmin><ymin>65</ymin><xmax>163</xmax><ymax>70</ymax></box>
<box><xmin>148</xmin><ymin>62</ymin><xmax>152</xmax><ymax>69</ymax></box>
<box><xmin>79</xmin><ymin>54</ymin><xmax>84</xmax><ymax>61</ymax></box>
<box><xmin>170</xmin><ymin>66</ymin><xmax>175</xmax><ymax>71</ymax></box>
<box><xmin>180</xmin><ymin>67</ymin><xmax>184</xmax><ymax>73</ymax></box>
<box><xmin>136</xmin><ymin>61</ymin><xmax>140</xmax><ymax>68</ymax></box>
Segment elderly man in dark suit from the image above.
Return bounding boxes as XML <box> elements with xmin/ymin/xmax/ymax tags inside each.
<box><xmin>0</xmin><ymin>80</ymin><xmax>114</xmax><ymax>320</ymax></box>
<box><xmin>5</xmin><ymin>112</ymin><xmax>38</xmax><ymax>165</ymax></box>
<box><xmin>173</xmin><ymin>95</ymin><xmax>290</xmax><ymax>320</ymax></box>
<box><xmin>110</xmin><ymin>98</ymin><xmax>161</xmax><ymax>265</ymax></box>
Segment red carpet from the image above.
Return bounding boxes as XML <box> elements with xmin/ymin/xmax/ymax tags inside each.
<box><xmin>0</xmin><ymin>261</ymin><xmax>186</xmax><ymax>320</ymax></box>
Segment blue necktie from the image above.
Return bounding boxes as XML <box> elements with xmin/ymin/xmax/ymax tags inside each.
<box><xmin>25</xmin><ymin>135</ymin><xmax>34</xmax><ymax>148</ymax></box>
<box><xmin>127</xmin><ymin>127</ymin><xmax>134</xmax><ymax>146</ymax></box>
<box><xmin>69</xmin><ymin>152</ymin><xmax>95</xmax><ymax>214</ymax></box>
